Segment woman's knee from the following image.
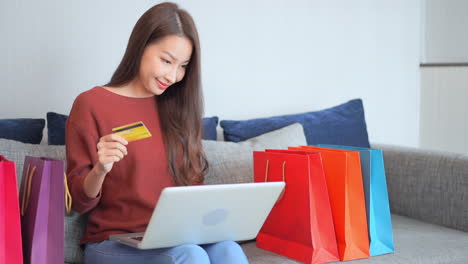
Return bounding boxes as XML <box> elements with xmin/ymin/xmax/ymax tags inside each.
<box><xmin>204</xmin><ymin>241</ymin><xmax>248</xmax><ymax>264</ymax></box>
<box><xmin>172</xmin><ymin>244</ymin><xmax>210</xmax><ymax>264</ymax></box>
<box><xmin>216</xmin><ymin>240</ymin><xmax>241</xmax><ymax>250</ymax></box>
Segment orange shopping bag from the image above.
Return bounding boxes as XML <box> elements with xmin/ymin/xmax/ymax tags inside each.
<box><xmin>291</xmin><ymin>146</ymin><xmax>370</xmax><ymax>261</ymax></box>
<box><xmin>254</xmin><ymin>150</ymin><xmax>339</xmax><ymax>264</ymax></box>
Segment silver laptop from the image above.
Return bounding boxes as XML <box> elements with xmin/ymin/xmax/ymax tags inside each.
<box><xmin>109</xmin><ymin>182</ymin><xmax>285</xmax><ymax>249</ymax></box>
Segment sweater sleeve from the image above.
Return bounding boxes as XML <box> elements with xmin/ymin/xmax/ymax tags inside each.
<box><xmin>65</xmin><ymin>96</ymin><xmax>101</xmax><ymax>213</ymax></box>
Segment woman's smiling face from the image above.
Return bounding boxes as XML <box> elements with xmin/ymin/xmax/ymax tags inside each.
<box><xmin>138</xmin><ymin>34</ymin><xmax>193</xmax><ymax>96</ymax></box>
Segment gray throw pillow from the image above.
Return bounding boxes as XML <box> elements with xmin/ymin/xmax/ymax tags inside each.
<box><xmin>202</xmin><ymin>123</ymin><xmax>307</xmax><ymax>185</ymax></box>
<box><xmin>0</xmin><ymin>138</ymin><xmax>86</xmax><ymax>264</ymax></box>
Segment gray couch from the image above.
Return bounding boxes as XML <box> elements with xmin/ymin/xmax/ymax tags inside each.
<box><xmin>245</xmin><ymin>144</ymin><xmax>468</xmax><ymax>264</ymax></box>
<box><xmin>1</xmin><ymin>132</ymin><xmax>467</xmax><ymax>263</ymax></box>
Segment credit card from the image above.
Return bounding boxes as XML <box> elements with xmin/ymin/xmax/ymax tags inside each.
<box><xmin>112</xmin><ymin>121</ymin><xmax>152</xmax><ymax>142</ymax></box>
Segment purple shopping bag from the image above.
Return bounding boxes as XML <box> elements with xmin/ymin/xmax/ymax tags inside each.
<box><xmin>19</xmin><ymin>156</ymin><xmax>72</xmax><ymax>264</ymax></box>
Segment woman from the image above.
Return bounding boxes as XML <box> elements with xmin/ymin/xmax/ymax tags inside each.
<box><xmin>66</xmin><ymin>2</ymin><xmax>249</xmax><ymax>263</ymax></box>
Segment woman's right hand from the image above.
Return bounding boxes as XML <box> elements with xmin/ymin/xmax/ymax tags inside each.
<box><xmin>94</xmin><ymin>134</ymin><xmax>128</xmax><ymax>175</ymax></box>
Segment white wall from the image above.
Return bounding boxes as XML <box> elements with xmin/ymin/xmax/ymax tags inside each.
<box><xmin>420</xmin><ymin>67</ymin><xmax>468</xmax><ymax>154</ymax></box>
<box><xmin>0</xmin><ymin>0</ymin><xmax>421</xmax><ymax>147</ymax></box>
<box><xmin>423</xmin><ymin>0</ymin><xmax>468</xmax><ymax>63</ymax></box>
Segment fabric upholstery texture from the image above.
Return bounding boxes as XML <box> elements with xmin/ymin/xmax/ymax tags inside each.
<box><xmin>373</xmin><ymin>143</ymin><xmax>468</xmax><ymax>233</ymax></box>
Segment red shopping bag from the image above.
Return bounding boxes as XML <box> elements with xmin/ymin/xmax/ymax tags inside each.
<box><xmin>254</xmin><ymin>150</ymin><xmax>339</xmax><ymax>264</ymax></box>
<box><xmin>0</xmin><ymin>155</ymin><xmax>24</xmax><ymax>264</ymax></box>
<box><xmin>292</xmin><ymin>146</ymin><xmax>370</xmax><ymax>261</ymax></box>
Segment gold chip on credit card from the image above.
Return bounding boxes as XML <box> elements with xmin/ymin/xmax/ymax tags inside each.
<box><xmin>112</xmin><ymin>121</ymin><xmax>152</xmax><ymax>142</ymax></box>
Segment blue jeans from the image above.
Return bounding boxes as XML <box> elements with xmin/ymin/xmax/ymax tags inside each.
<box><xmin>84</xmin><ymin>240</ymin><xmax>249</xmax><ymax>264</ymax></box>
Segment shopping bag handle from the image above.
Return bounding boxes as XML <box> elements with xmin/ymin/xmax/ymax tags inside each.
<box><xmin>20</xmin><ymin>165</ymin><xmax>73</xmax><ymax>216</ymax></box>
<box><xmin>264</xmin><ymin>160</ymin><xmax>286</xmax><ymax>202</ymax></box>
<box><xmin>64</xmin><ymin>173</ymin><xmax>72</xmax><ymax>214</ymax></box>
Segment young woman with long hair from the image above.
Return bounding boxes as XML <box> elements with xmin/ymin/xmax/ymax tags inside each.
<box><xmin>66</xmin><ymin>3</ymin><xmax>249</xmax><ymax>263</ymax></box>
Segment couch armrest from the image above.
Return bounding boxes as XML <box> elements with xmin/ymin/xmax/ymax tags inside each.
<box><xmin>372</xmin><ymin>143</ymin><xmax>468</xmax><ymax>232</ymax></box>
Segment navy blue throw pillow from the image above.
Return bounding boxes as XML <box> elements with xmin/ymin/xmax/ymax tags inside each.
<box><xmin>47</xmin><ymin>112</ymin><xmax>219</xmax><ymax>145</ymax></box>
<box><xmin>220</xmin><ymin>99</ymin><xmax>370</xmax><ymax>148</ymax></box>
<box><xmin>0</xmin><ymin>118</ymin><xmax>45</xmax><ymax>144</ymax></box>
<box><xmin>202</xmin><ymin>116</ymin><xmax>219</xmax><ymax>140</ymax></box>
<box><xmin>47</xmin><ymin>112</ymin><xmax>68</xmax><ymax>145</ymax></box>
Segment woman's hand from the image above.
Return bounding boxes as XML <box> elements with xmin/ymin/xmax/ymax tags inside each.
<box><xmin>94</xmin><ymin>134</ymin><xmax>128</xmax><ymax>175</ymax></box>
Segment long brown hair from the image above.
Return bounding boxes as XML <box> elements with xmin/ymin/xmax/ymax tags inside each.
<box><xmin>105</xmin><ymin>2</ymin><xmax>208</xmax><ymax>186</ymax></box>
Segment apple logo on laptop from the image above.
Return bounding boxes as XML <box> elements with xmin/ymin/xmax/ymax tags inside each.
<box><xmin>203</xmin><ymin>208</ymin><xmax>228</xmax><ymax>226</ymax></box>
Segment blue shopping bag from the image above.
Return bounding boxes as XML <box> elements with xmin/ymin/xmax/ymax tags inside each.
<box><xmin>318</xmin><ymin>144</ymin><xmax>394</xmax><ymax>256</ymax></box>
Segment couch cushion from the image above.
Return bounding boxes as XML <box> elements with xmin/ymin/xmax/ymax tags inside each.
<box><xmin>0</xmin><ymin>138</ymin><xmax>86</xmax><ymax>264</ymax></box>
<box><xmin>46</xmin><ymin>112</ymin><xmax>219</xmax><ymax>145</ymax></box>
<box><xmin>0</xmin><ymin>118</ymin><xmax>45</xmax><ymax>144</ymax></box>
<box><xmin>220</xmin><ymin>99</ymin><xmax>370</xmax><ymax>148</ymax></box>
<box><xmin>203</xmin><ymin>123</ymin><xmax>307</xmax><ymax>185</ymax></box>
<box><xmin>241</xmin><ymin>214</ymin><xmax>468</xmax><ymax>264</ymax></box>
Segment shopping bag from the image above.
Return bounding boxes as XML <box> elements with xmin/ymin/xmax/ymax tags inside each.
<box><xmin>291</xmin><ymin>146</ymin><xmax>370</xmax><ymax>261</ymax></box>
<box><xmin>318</xmin><ymin>144</ymin><xmax>394</xmax><ymax>256</ymax></box>
<box><xmin>0</xmin><ymin>155</ymin><xmax>24</xmax><ymax>264</ymax></box>
<box><xmin>19</xmin><ymin>156</ymin><xmax>72</xmax><ymax>264</ymax></box>
<box><xmin>254</xmin><ymin>150</ymin><xmax>339</xmax><ymax>264</ymax></box>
